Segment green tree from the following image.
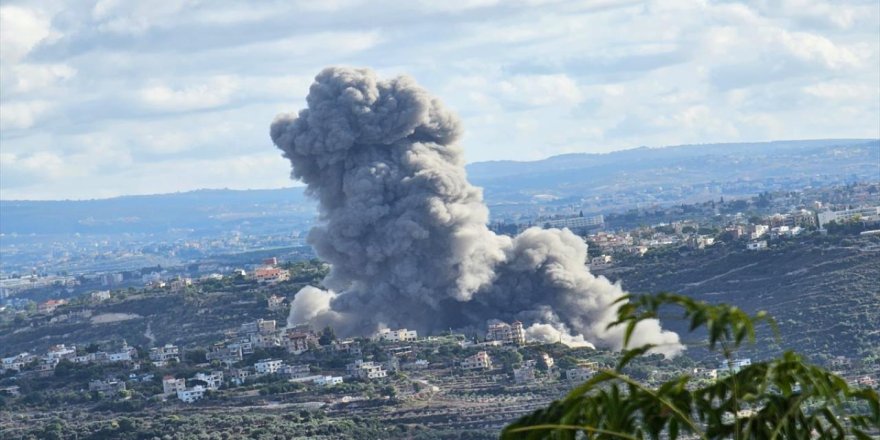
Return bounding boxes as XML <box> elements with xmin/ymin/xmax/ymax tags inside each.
<box><xmin>502</xmin><ymin>293</ymin><xmax>879</xmax><ymax>439</ymax></box>
<box><xmin>319</xmin><ymin>325</ymin><xmax>337</xmax><ymax>346</ymax></box>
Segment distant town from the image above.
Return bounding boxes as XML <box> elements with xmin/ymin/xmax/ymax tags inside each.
<box><xmin>1</xmin><ymin>181</ymin><xmax>878</xmax><ymax>437</ymax></box>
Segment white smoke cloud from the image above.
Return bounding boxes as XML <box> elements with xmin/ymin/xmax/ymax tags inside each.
<box><xmin>273</xmin><ymin>67</ymin><xmax>683</xmax><ymax>357</ymax></box>
<box><xmin>526</xmin><ymin>323</ymin><xmax>595</xmax><ymax>349</ymax></box>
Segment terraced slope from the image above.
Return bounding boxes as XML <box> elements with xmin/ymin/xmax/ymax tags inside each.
<box><xmin>602</xmin><ymin>236</ymin><xmax>880</xmax><ymax>360</ymax></box>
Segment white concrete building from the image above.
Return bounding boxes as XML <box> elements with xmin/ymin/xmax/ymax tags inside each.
<box><xmin>192</xmin><ymin>371</ymin><xmax>224</xmax><ymax>390</ymax></box>
<box><xmin>749</xmin><ymin>224</ymin><xmax>769</xmax><ymax>240</ymax></box>
<box><xmin>818</xmin><ymin>206</ymin><xmax>880</xmax><ymax>227</ymax></box>
<box><xmin>106</xmin><ymin>342</ymin><xmax>136</xmax><ymax>363</ymax></box>
<box><xmin>149</xmin><ymin>344</ymin><xmax>180</xmax><ymax>366</ymax></box>
<box><xmin>590</xmin><ymin>255</ymin><xmax>613</xmax><ymax>269</ymax></box>
<box><xmin>90</xmin><ymin>290</ymin><xmax>111</xmax><ymax>302</ymax></box>
<box><xmin>177</xmin><ymin>385</ymin><xmax>206</xmax><ymax>403</ymax></box>
<box><xmin>315</xmin><ymin>376</ymin><xmax>344</xmax><ymax>386</ymax></box>
<box><xmin>45</xmin><ymin>344</ymin><xmax>76</xmax><ymax>362</ymax></box>
<box><xmin>542</xmin><ymin>215</ymin><xmax>604</xmax><ymax>230</ymax></box>
<box><xmin>461</xmin><ymin>351</ymin><xmax>493</xmax><ymax>370</ymax></box>
<box><xmin>347</xmin><ymin>360</ymin><xmax>388</xmax><ymax>380</ymax></box>
<box><xmin>373</xmin><ymin>328</ymin><xmax>418</xmax><ymax>343</ymax></box>
<box><xmin>2</xmin><ymin>353</ymin><xmax>34</xmax><ymax>372</ymax></box>
<box><xmin>486</xmin><ymin>321</ymin><xmax>525</xmax><ymax>346</ymax></box>
<box><xmin>254</xmin><ymin>359</ymin><xmax>283</xmax><ymax>374</ymax></box>
<box><xmin>280</xmin><ymin>364</ymin><xmax>311</xmax><ymax>379</ymax></box>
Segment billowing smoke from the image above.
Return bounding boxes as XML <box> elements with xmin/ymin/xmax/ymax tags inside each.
<box><xmin>271</xmin><ymin>67</ymin><xmax>683</xmax><ymax>357</ymax></box>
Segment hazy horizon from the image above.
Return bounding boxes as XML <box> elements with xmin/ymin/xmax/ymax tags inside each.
<box><xmin>0</xmin><ymin>137</ymin><xmax>876</xmax><ymax>202</ymax></box>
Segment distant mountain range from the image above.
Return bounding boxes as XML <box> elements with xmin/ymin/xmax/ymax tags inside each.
<box><xmin>467</xmin><ymin>139</ymin><xmax>879</xmax><ymax>202</ymax></box>
<box><xmin>1</xmin><ymin>139</ymin><xmax>878</xmax><ymax>235</ymax></box>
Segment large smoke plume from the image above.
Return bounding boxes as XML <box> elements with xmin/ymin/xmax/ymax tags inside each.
<box><xmin>271</xmin><ymin>67</ymin><xmax>683</xmax><ymax>357</ymax></box>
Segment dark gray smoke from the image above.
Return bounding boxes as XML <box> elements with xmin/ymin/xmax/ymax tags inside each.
<box><xmin>271</xmin><ymin>67</ymin><xmax>682</xmax><ymax>356</ymax></box>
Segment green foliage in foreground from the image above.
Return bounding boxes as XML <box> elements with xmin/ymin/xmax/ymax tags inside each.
<box><xmin>503</xmin><ymin>293</ymin><xmax>880</xmax><ymax>439</ymax></box>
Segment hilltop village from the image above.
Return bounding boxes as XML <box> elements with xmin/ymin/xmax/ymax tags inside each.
<box><xmin>1</xmin><ymin>183</ymin><xmax>879</xmax><ymax>438</ymax></box>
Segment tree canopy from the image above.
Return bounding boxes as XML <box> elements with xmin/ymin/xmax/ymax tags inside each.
<box><xmin>502</xmin><ymin>293</ymin><xmax>879</xmax><ymax>439</ymax></box>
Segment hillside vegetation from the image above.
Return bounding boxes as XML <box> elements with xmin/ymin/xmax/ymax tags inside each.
<box><xmin>603</xmin><ymin>235</ymin><xmax>880</xmax><ymax>360</ymax></box>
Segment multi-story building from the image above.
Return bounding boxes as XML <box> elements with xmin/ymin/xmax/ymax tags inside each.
<box><xmin>589</xmin><ymin>255</ymin><xmax>613</xmax><ymax>269</ymax></box>
<box><xmin>329</xmin><ymin>339</ymin><xmax>362</xmax><ymax>355</ymax></box>
<box><xmin>254</xmin><ymin>359</ymin><xmax>283</xmax><ymax>375</ymax></box>
<box><xmin>749</xmin><ymin>224</ymin><xmax>769</xmax><ymax>240</ymax></box>
<box><xmin>460</xmin><ymin>351</ymin><xmax>493</xmax><ymax>370</ymax></box>
<box><xmin>284</xmin><ymin>328</ymin><xmax>318</xmax><ymax>354</ymax></box>
<box><xmin>162</xmin><ymin>376</ymin><xmax>186</xmax><ymax>395</ymax></box>
<box><xmin>315</xmin><ymin>376</ymin><xmax>344</xmax><ymax>386</ymax></box>
<box><xmin>254</xmin><ymin>267</ymin><xmax>290</xmax><ymax>284</ymax></box>
<box><xmin>541</xmin><ymin>215</ymin><xmax>605</xmax><ymax>231</ymax></box>
<box><xmin>149</xmin><ymin>344</ymin><xmax>180</xmax><ymax>366</ymax></box>
<box><xmin>267</xmin><ymin>294</ymin><xmax>285</xmax><ymax>311</ymax></box>
<box><xmin>373</xmin><ymin>328</ymin><xmax>418</xmax><ymax>343</ymax></box>
<box><xmin>251</xmin><ymin>331</ymin><xmax>281</xmax><ymax>349</ymax></box>
<box><xmin>818</xmin><ymin>206</ymin><xmax>880</xmax><ymax>227</ymax></box>
<box><xmin>513</xmin><ymin>360</ymin><xmax>537</xmax><ymax>384</ymax></box>
<box><xmin>177</xmin><ymin>385</ymin><xmax>206</xmax><ymax>403</ymax></box>
<box><xmin>45</xmin><ymin>344</ymin><xmax>77</xmax><ymax>362</ymax></box>
<box><xmin>228</xmin><ymin>340</ymin><xmax>254</xmax><ymax>355</ymax></box>
<box><xmin>240</xmin><ymin>319</ymin><xmax>276</xmax><ymax>335</ymax></box>
<box><xmin>2</xmin><ymin>353</ymin><xmax>35</xmax><ymax>372</ymax></box>
<box><xmin>280</xmin><ymin>364</ymin><xmax>311</xmax><ymax>379</ymax></box>
<box><xmin>347</xmin><ymin>360</ymin><xmax>388</xmax><ymax>380</ymax></box>
<box><xmin>566</xmin><ymin>367</ymin><xmax>594</xmax><ymax>382</ymax></box>
<box><xmin>191</xmin><ymin>371</ymin><xmax>223</xmax><ymax>390</ymax></box>
<box><xmin>107</xmin><ymin>346</ymin><xmax>135</xmax><ymax>363</ymax></box>
<box><xmin>228</xmin><ymin>368</ymin><xmax>253</xmax><ymax>386</ymax></box>
<box><xmin>486</xmin><ymin>321</ymin><xmax>525</xmax><ymax>346</ymax></box>
<box><xmin>206</xmin><ymin>344</ymin><xmax>243</xmax><ymax>365</ymax></box>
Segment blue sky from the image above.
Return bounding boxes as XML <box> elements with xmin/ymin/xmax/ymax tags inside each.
<box><xmin>1</xmin><ymin>0</ymin><xmax>878</xmax><ymax>200</ymax></box>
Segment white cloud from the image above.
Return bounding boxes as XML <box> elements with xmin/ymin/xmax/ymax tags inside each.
<box><xmin>498</xmin><ymin>74</ymin><xmax>585</xmax><ymax>107</ymax></box>
<box><xmin>8</xmin><ymin>64</ymin><xmax>77</xmax><ymax>93</ymax></box>
<box><xmin>0</xmin><ymin>0</ymin><xmax>877</xmax><ymax>199</ymax></box>
<box><xmin>0</xmin><ymin>101</ymin><xmax>53</xmax><ymax>130</ymax></box>
<box><xmin>0</xmin><ymin>5</ymin><xmax>58</xmax><ymax>63</ymax></box>
<box><xmin>776</xmin><ymin>30</ymin><xmax>864</xmax><ymax>68</ymax></box>
<box><xmin>803</xmin><ymin>82</ymin><xmax>878</xmax><ymax>101</ymax></box>
<box><xmin>138</xmin><ymin>76</ymin><xmax>239</xmax><ymax>111</ymax></box>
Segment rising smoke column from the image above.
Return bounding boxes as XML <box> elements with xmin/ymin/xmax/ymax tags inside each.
<box><xmin>271</xmin><ymin>67</ymin><xmax>683</xmax><ymax>356</ymax></box>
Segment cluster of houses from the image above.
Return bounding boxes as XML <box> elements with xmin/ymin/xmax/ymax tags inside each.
<box><xmin>584</xmin><ymin>204</ymin><xmax>880</xmax><ymax>259</ymax></box>
<box><xmin>7</xmin><ymin>309</ymin><xmax>879</xmax><ymax>407</ymax></box>
<box><xmin>1</xmin><ymin>341</ymin><xmax>138</xmax><ymax>377</ymax></box>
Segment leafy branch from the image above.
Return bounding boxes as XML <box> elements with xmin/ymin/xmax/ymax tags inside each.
<box><xmin>502</xmin><ymin>293</ymin><xmax>879</xmax><ymax>439</ymax></box>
